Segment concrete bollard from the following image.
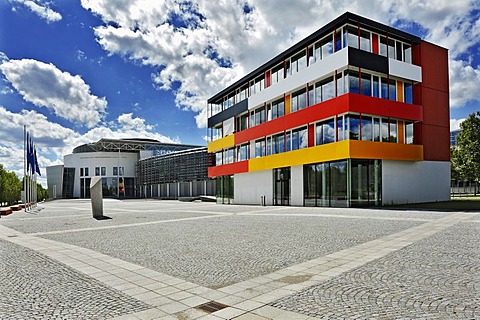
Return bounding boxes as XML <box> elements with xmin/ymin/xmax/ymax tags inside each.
<box><xmin>90</xmin><ymin>177</ymin><xmax>103</xmax><ymax>219</ymax></box>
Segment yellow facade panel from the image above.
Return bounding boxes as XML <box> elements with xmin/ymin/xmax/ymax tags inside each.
<box><xmin>248</xmin><ymin>141</ymin><xmax>351</xmax><ymax>172</ymax></box>
<box><xmin>248</xmin><ymin>140</ymin><xmax>423</xmax><ymax>172</ymax></box>
<box><xmin>285</xmin><ymin>95</ymin><xmax>291</xmax><ymax>115</ymax></box>
<box><xmin>397</xmin><ymin>81</ymin><xmax>404</xmax><ymax>102</ymax></box>
<box><xmin>207</xmin><ymin>134</ymin><xmax>235</xmax><ymax>153</ymax></box>
<box><xmin>349</xmin><ymin>140</ymin><xmax>423</xmax><ymax>161</ymax></box>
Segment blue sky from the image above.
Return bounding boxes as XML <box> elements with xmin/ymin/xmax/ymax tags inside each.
<box><xmin>0</xmin><ymin>0</ymin><xmax>479</xmax><ymax>187</ymax></box>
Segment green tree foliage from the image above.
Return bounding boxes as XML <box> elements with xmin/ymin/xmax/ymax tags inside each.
<box><xmin>451</xmin><ymin>112</ymin><xmax>480</xmax><ymax>183</ymax></box>
<box><xmin>37</xmin><ymin>183</ymin><xmax>48</xmax><ymax>201</ymax></box>
<box><xmin>0</xmin><ymin>164</ymin><xmax>22</xmax><ymax>206</ymax></box>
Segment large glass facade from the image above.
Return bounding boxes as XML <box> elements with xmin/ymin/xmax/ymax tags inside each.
<box><xmin>304</xmin><ymin>159</ymin><xmax>381</xmax><ymax>207</ymax></box>
<box><xmin>274</xmin><ymin>167</ymin><xmax>290</xmax><ymax>206</ymax></box>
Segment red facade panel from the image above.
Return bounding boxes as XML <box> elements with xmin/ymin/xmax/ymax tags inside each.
<box><xmin>372</xmin><ymin>34</ymin><xmax>379</xmax><ymax>54</ymax></box>
<box><xmin>208</xmin><ymin>160</ymin><xmax>249</xmax><ymax>178</ymax></box>
<box><xmin>235</xmin><ymin>94</ymin><xmax>422</xmax><ymax>145</ymax></box>
<box><xmin>413</xmin><ymin>41</ymin><xmax>450</xmax><ymax>161</ymax></box>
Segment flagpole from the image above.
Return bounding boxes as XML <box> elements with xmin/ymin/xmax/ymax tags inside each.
<box><xmin>24</xmin><ymin>125</ymin><xmax>27</xmax><ymax>212</ymax></box>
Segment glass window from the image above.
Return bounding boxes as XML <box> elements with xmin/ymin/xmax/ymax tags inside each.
<box><xmin>266</xmin><ymin>137</ymin><xmax>272</xmax><ymax>156</ymax></box>
<box><xmin>250</xmin><ymin>106</ymin><xmax>265</xmax><ymax>127</ymax></box>
<box><xmin>285</xmin><ymin>60</ymin><xmax>291</xmax><ymax>77</ymax></box>
<box><xmin>119</xmin><ymin>167</ymin><xmax>124</xmax><ymax>176</ymax></box>
<box><xmin>236</xmin><ymin>113</ymin><xmax>248</xmax><ymax>131</ymax></box>
<box><xmin>101</xmin><ymin>167</ymin><xmax>106</xmax><ymax>176</ymax></box>
<box><xmin>315</xmin><ymin>34</ymin><xmax>334</xmax><ymax>61</ymax></box>
<box><xmin>250</xmin><ymin>75</ymin><xmax>264</xmax><ymax>95</ymax></box>
<box><xmin>272</xmin><ymin>133</ymin><xmax>284</xmax><ymax>154</ymax></box>
<box><xmin>338</xmin><ymin>116</ymin><xmax>346</xmax><ymax>141</ymax></box>
<box><xmin>379</xmin><ymin>36</ymin><xmax>387</xmax><ymax>57</ymax></box>
<box><xmin>389</xmin><ymin>79</ymin><xmax>396</xmax><ymax>101</ymax></box>
<box><xmin>316</xmin><ymin>120</ymin><xmax>335</xmax><ymax>145</ymax></box>
<box><xmin>388</xmin><ymin>38</ymin><xmax>395</xmax><ymax>59</ymax></box>
<box><xmin>361</xmin><ymin>116</ymin><xmax>373</xmax><ymax>141</ymax></box>
<box><xmin>361</xmin><ymin>72</ymin><xmax>371</xmax><ymax>96</ymax></box>
<box><xmin>322</xmin><ymin>76</ymin><xmax>335</xmax><ymax>102</ymax></box>
<box><xmin>404</xmin><ymin>81</ymin><xmax>413</xmax><ymax>104</ymax></box>
<box><xmin>359</xmin><ymin>30</ymin><xmax>371</xmax><ymax>52</ymax></box>
<box><xmin>403</xmin><ymin>43</ymin><xmax>412</xmax><ymax>63</ymax></box>
<box><xmin>373</xmin><ymin>118</ymin><xmax>381</xmax><ymax>141</ymax></box>
<box><xmin>215</xmin><ymin>152</ymin><xmax>222</xmax><ymax>165</ymax></box>
<box><xmin>389</xmin><ymin>119</ymin><xmax>397</xmax><ymax>142</ymax></box>
<box><xmin>348</xmin><ymin>70</ymin><xmax>360</xmax><ymax>94</ymax></box>
<box><xmin>95</xmin><ymin>167</ymin><xmax>100</xmax><ymax>176</ymax></box>
<box><xmin>80</xmin><ymin>168</ymin><xmax>84</xmax><ymax>176</ymax></box>
<box><xmin>336</xmin><ymin>72</ymin><xmax>346</xmax><ymax>96</ymax></box>
<box><xmin>291</xmin><ymin>50</ymin><xmax>307</xmax><ymax>74</ymax></box>
<box><xmin>113</xmin><ymin>167</ymin><xmax>118</xmax><ymax>176</ymax></box>
<box><xmin>396</xmin><ymin>41</ymin><xmax>403</xmax><ymax>61</ymax></box>
<box><xmin>292</xmin><ymin>127</ymin><xmax>308</xmax><ymax>150</ymax></box>
<box><xmin>224</xmin><ymin>148</ymin><xmax>234</xmax><ymax>164</ymax></box>
<box><xmin>286</xmin><ymin>131</ymin><xmax>291</xmax><ymax>152</ymax></box>
<box><xmin>255</xmin><ymin>139</ymin><xmax>265</xmax><ymax>157</ymax></box>
<box><xmin>236</xmin><ymin>84</ymin><xmax>248</xmax><ymax>102</ymax></box>
<box><xmin>271</xmin><ymin>64</ymin><xmax>284</xmax><ymax>84</ymax></box>
<box><xmin>381</xmin><ymin>77</ymin><xmax>388</xmax><ymax>99</ymax></box>
<box><xmin>405</xmin><ymin>121</ymin><xmax>414</xmax><ymax>144</ymax></box>
<box><xmin>344</xmin><ymin>25</ymin><xmax>358</xmax><ymax>49</ymax></box>
<box><xmin>372</xmin><ymin>75</ymin><xmax>379</xmax><ymax>98</ymax></box>
<box><xmin>335</xmin><ymin>29</ymin><xmax>342</xmax><ymax>51</ymax></box>
<box><xmin>291</xmin><ymin>88</ymin><xmax>307</xmax><ymax>112</ymax></box>
<box><xmin>380</xmin><ymin>118</ymin><xmax>389</xmax><ymax>142</ymax></box>
<box><xmin>85</xmin><ymin>167</ymin><xmax>89</xmax><ymax>176</ymax></box>
<box><xmin>308</xmin><ymin>85</ymin><xmax>315</xmax><ymax>106</ymax></box>
<box><xmin>308</xmin><ymin>46</ymin><xmax>314</xmax><ymax>66</ymax></box>
<box><xmin>236</xmin><ymin>144</ymin><xmax>249</xmax><ymax>161</ymax></box>
<box><xmin>349</xmin><ymin>115</ymin><xmax>360</xmax><ymax>140</ymax></box>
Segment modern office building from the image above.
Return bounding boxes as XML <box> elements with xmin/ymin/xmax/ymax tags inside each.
<box><xmin>207</xmin><ymin>12</ymin><xmax>450</xmax><ymax>207</ymax></box>
<box><xmin>47</xmin><ymin>138</ymin><xmax>214</xmax><ymax>199</ymax></box>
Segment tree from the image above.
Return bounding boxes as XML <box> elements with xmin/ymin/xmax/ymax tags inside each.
<box><xmin>451</xmin><ymin>112</ymin><xmax>480</xmax><ymax>184</ymax></box>
<box><xmin>37</xmin><ymin>183</ymin><xmax>48</xmax><ymax>201</ymax></box>
<box><xmin>0</xmin><ymin>164</ymin><xmax>22</xmax><ymax>206</ymax></box>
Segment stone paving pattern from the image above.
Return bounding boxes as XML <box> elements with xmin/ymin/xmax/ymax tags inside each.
<box><xmin>0</xmin><ymin>199</ymin><xmax>478</xmax><ymax>319</ymax></box>
<box><xmin>41</xmin><ymin>215</ymin><xmax>420</xmax><ymax>288</ymax></box>
<box><xmin>0</xmin><ymin>239</ymin><xmax>151</xmax><ymax>320</ymax></box>
<box><xmin>270</xmin><ymin>222</ymin><xmax>480</xmax><ymax>319</ymax></box>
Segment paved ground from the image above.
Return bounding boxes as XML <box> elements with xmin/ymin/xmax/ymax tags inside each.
<box><xmin>0</xmin><ymin>199</ymin><xmax>478</xmax><ymax>319</ymax></box>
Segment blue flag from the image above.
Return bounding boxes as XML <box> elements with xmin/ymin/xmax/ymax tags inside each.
<box><xmin>34</xmin><ymin>146</ymin><xmax>41</xmax><ymax>176</ymax></box>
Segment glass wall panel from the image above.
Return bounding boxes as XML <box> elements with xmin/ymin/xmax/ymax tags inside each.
<box><xmin>271</xmin><ymin>64</ymin><xmax>284</xmax><ymax>84</ymax></box>
<box><xmin>286</xmin><ymin>132</ymin><xmax>291</xmax><ymax>152</ymax></box>
<box><xmin>396</xmin><ymin>42</ymin><xmax>403</xmax><ymax>61</ymax></box>
<box><xmin>291</xmin><ymin>88</ymin><xmax>307</xmax><ymax>112</ymax></box>
<box><xmin>381</xmin><ymin>77</ymin><xmax>388</xmax><ymax>99</ymax></box>
<box><xmin>350</xmin><ymin>159</ymin><xmax>382</xmax><ymax>207</ymax></box>
<box><xmin>308</xmin><ymin>85</ymin><xmax>315</xmax><ymax>106</ymax></box>
<box><xmin>338</xmin><ymin>116</ymin><xmax>346</xmax><ymax>141</ymax></box>
<box><xmin>336</xmin><ymin>72</ymin><xmax>346</xmax><ymax>96</ymax></box>
<box><xmin>344</xmin><ymin>26</ymin><xmax>359</xmax><ymax>49</ymax></box>
<box><xmin>273</xmin><ymin>167</ymin><xmax>290</xmax><ymax>206</ymax></box>
<box><xmin>361</xmin><ymin>116</ymin><xmax>373</xmax><ymax>141</ymax></box>
<box><xmin>380</xmin><ymin>118</ymin><xmax>389</xmax><ymax>142</ymax></box>
<box><xmin>216</xmin><ymin>152</ymin><xmax>222</xmax><ymax>165</ymax></box>
<box><xmin>335</xmin><ymin>29</ymin><xmax>342</xmax><ymax>51</ymax></box>
<box><xmin>389</xmin><ymin>119</ymin><xmax>397</xmax><ymax>142</ymax></box>
<box><xmin>388</xmin><ymin>39</ymin><xmax>395</xmax><ymax>59</ymax></box>
<box><xmin>379</xmin><ymin>36</ymin><xmax>387</xmax><ymax>57</ymax></box>
<box><xmin>224</xmin><ymin>148</ymin><xmax>234</xmax><ymax>163</ymax></box>
<box><xmin>373</xmin><ymin>118</ymin><xmax>381</xmax><ymax>141</ymax></box>
<box><xmin>372</xmin><ymin>76</ymin><xmax>379</xmax><ymax>98</ymax></box>
<box><xmin>404</xmin><ymin>81</ymin><xmax>413</xmax><ymax>104</ymax></box>
<box><xmin>216</xmin><ymin>175</ymin><xmax>234</xmax><ymax>204</ymax></box>
<box><xmin>330</xmin><ymin>160</ymin><xmax>348</xmax><ymax>207</ymax></box>
<box><xmin>236</xmin><ymin>144</ymin><xmax>248</xmax><ymax>161</ymax></box>
<box><xmin>349</xmin><ymin>115</ymin><xmax>360</xmax><ymax>140</ymax></box>
<box><xmin>405</xmin><ymin>122</ymin><xmax>414</xmax><ymax>144</ymax></box>
<box><xmin>389</xmin><ymin>79</ymin><xmax>396</xmax><ymax>101</ymax></box>
<box><xmin>403</xmin><ymin>44</ymin><xmax>412</xmax><ymax>63</ymax></box>
<box><xmin>348</xmin><ymin>70</ymin><xmax>360</xmax><ymax>94</ymax></box>
<box><xmin>272</xmin><ymin>133</ymin><xmax>284</xmax><ymax>154</ymax></box>
<box><xmin>255</xmin><ymin>139</ymin><xmax>265</xmax><ymax>157</ymax></box>
<box><xmin>361</xmin><ymin>72</ymin><xmax>372</xmax><ymax>96</ymax></box>
<box><xmin>323</xmin><ymin>119</ymin><xmax>335</xmax><ymax>144</ymax></box>
<box><xmin>359</xmin><ymin>30</ymin><xmax>371</xmax><ymax>52</ymax></box>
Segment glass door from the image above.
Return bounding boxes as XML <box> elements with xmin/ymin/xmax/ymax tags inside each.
<box><xmin>274</xmin><ymin>167</ymin><xmax>291</xmax><ymax>206</ymax></box>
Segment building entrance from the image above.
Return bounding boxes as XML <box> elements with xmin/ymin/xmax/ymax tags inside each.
<box><xmin>273</xmin><ymin>167</ymin><xmax>290</xmax><ymax>206</ymax></box>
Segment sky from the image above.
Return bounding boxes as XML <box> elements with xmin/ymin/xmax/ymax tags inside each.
<box><xmin>0</xmin><ymin>0</ymin><xmax>479</xmax><ymax>187</ymax></box>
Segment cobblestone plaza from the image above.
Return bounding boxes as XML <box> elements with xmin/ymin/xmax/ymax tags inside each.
<box><xmin>0</xmin><ymin>199</ymin><xmax>478</xmax><ymax>319</ymax></box>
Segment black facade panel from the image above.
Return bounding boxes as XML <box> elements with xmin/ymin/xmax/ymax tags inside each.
<box><xmin>348</xmin><ymin>47</ymin><xmax>388</xmax><ymax>74</ymax></box>
<box><xmin>207</xmin><ymin>99</ymin><xmax>248</xmax><ymax>128</ymax></box>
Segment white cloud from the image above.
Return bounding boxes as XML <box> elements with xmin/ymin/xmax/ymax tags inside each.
<box><xmin>10</xmin><ymin>0</ymin><xmax>62</xmax><ymax>23</ymax></box>
<box><xmin>0</xmin><ymin>59</ymin><xmax>107</xmax><ymax>128</ymax></box>
<box><xmin>450</xmin><ymin>118</ymin><xmax>466</xmax><ymax>131</ymax></box>
<box><xmin>0</xmin><ymin>106</ymin><xmax>179</xmax><ymax>184</ymax></box>
<box><xmin>449</xmin><ymin>59</ymin><xmax>480</xmax><ymax>108</ymax></box>
<box><xmin>81</xmin><ymin>0</ymin><xmax>480</xmax><ymax>129</ymax></box>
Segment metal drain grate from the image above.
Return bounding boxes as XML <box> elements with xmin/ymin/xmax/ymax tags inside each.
<box><xmin>196</xmin><ymin>301</ymin><xmax>229</xmax><ymax>313</ymax></box>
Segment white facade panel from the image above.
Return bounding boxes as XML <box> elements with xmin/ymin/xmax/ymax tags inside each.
<box><xmin>248</xmin><ymin>48</ymin><xmax>349</xmax><ymax>108</ymax></box>
<box><xmin>389</xmin><ymin>58</ymin><xmax>422</xmax><ymax>82</ymax></box>
<box><xmin>290</xmin><ymin>165</ymin><xmax>304</xmax><ymax>206</ymax></box>
<box><xmin>382</xmin><ymin>160</ymin><xmax>450</xmax><ymax>205</ymax></box>
<box><xmin>223</xmin><ymin>117</ymin><xmax>234</xmax><ymax>136</ymax></box>
<box><xmin>63</xmin><ymin>152</ymin><xmax>138</xmax><ymax>197</ymax></box>
<box><xmin>234</xmin><ymin>170</ymin><xmax>273</xmax><ymax>205</ymax></box>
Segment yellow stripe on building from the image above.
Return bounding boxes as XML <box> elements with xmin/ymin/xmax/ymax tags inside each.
<box><xmin>208</xmin><ymin>134</ymin><xmax>235</xmax><ymax>153</ymax></box>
